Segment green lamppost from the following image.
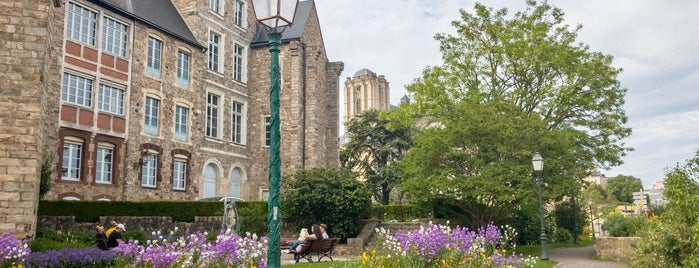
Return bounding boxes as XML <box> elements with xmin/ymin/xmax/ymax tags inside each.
<box><xmin>249</xmin><ymin>1</ymin><xmax>299</xmax><ymax>267</ymax></box>
<box><xmin>532</xmin><ymin>152</ymin><xmax>549</xmax><ymax>260</ymax></box>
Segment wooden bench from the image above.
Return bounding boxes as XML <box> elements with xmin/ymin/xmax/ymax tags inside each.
<box><xmin>289</xmin><ymin>238</ymin><xmax>338</xmax><ymax>263</ymax></box>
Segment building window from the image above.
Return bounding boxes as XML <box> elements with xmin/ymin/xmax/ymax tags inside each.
<box><xmin>66</xmin><ymin>2</ymin><xmax>97</xmax><ymax>46</ymax></box>
<box><xmin>141</xmin><ymin>153</ymin><xmax>157</xmax><ymax>188</ymax></box>
<box><xmin>102</xmin><ymin>17</ymin><xmax>128</xmax><ymax>57</ymax></box>
<box><xmin>147</xmin><ymin>37</ymin><xmax>163</xmax><ymax>77</ymax></box>
<box><xmin>206</xmin><ymin>93</ymin><xmax>220</xmax><ymax>138</ymax></box>
<box><xmin>62</xmin><ymin>141</ymin><xmax>82</xmax><ymax>181</ymax></box>
<box><xmin>144</xmin><ymin>97</ymin><xmax>160</xmax><ymax>135</ymax></box>
<box><xmin>264</xmin><ymin>116</ymin><xmax>271</xmax><ymax>147</ymax></box>
<box><xmin>173</xmin><ymin>159</ymin><xmax>187</xmax><ymax>190</ymax></box>
<box><xmin>208</xmin><ymin>32</ymin><xmax>221</xmax><ymax>72</ymax></box>
<box><xmin>62</xmin><ymin>72</ymin><xmax>93</xmax><ymax>108</ymax></box>
<box><xmin>234</xmin><ymin>0</ymin><xmax>245</xmax><ymax>27</ymax></box>
<box><xmin>175</xmin><ymin>105</ymin><xmax>189</xmax><ymax>141</ymax></box>
<box><xmin>177</xmin><ymin>50</ymin><xmax>190</xmax><ymax>86</ymax></box>
<box><xmin>233</xmin><ymin>44</ymin><xmax>244</xmax><ymax>82</ymax></box>
<box><xmin>95</xmin><ymin>146</ymin><xmax>113</xmax><ymax>184</ymax></box>
<box><xmin>354</xmin><ymin>88</ymin><xmax>362</xmax><ymax>114</ymax></box>
<box><xmin>232</xmin><ymin>101</ymin><xmax>243</xmax><ymax>144</ymax></box>
<box><xmin>98</xmin><ymin>83</ymin><xmax>124</xmax><ymax>115</ymax></box>
<box><xmin>210</xmin><ymin>0</ymin><xmax>221</xmax><ymax>14</ymax></box>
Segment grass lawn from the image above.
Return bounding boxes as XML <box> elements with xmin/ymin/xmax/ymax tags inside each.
<box><xmin>282</xmin><ymin>260</ymin><xmax>360</xmax><ymax>267</ymax></box>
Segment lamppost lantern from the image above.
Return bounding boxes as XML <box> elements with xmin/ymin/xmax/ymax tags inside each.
<box><xmin>531</xmin><ymin>152</ymin><xmax>548</xmax><ymax>260</ymax></box>
<box><xmin>532</xmin><ymin>152</ymin><xmax>543</xmax><ymax>172</ymax></box>
<box><xmin>249</xmin><ymin>1</ymin><xmax>299</xmax><ymax>267</ymax></box>
<box><xmin>251</xmin><ymin>0</ymin><xmax>299</xmax><ymax>32</ymax></box>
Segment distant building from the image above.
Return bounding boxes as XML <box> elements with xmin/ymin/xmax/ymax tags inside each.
<box><xmin>582</xmin><ymin>170</ymin><xmax>608</xmax><ymax>190</ymax></box>
<box><xmin>343</xmin><ymin>68</ymin><xmax>391</xmax><ymax>123</ymax></box>
<box><xmin>652</xmin><ymin>179</ymin><xmax>665</xmax><ymax>190</ymax></box>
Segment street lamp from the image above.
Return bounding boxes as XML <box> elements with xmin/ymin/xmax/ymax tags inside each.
<box><xmin>589</xmin><ymin>199</ymin><xmax>596</xmax><ymax>240</ymax></box>
<box><xmin>249</xmin><ymin>1</ymin><xmax>299</xmax><ymax>267</ymax></box>
<box><xmin>532</xmin><ymin>152</ymin><xmax>548</xmax><ymax>260</ymax></box>
<box><xmin>572</xmin><ymin>195</ymin><xmax>579</xmax><ymax>244</ymax></box>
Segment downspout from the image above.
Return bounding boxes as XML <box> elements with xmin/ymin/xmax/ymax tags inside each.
<box><xmin>300</xmin><ymin>41</ymin><xmax>307</xmax><ymax>168</ymax></box>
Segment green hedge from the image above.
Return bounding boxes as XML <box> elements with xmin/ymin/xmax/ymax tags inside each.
<box><xmin>39</xmin><ymin>200</ymin><xmax>226</xmax><ymax>222</ymax></box>
<box><xmin>238</xmin><ymin>201</ymin><xmax>268</xmax><ymax>235</ymax></box>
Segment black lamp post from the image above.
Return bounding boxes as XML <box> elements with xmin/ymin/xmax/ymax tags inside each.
<box><xmin>249</xmin><ymin>1</ymin><xmax>299</xmax><ymax>267</ymax></box>
<box><xmin>572</xmin><ymin>195</ymin><xmax>579</xmax><ymax>244</ymax></box>
<box><xmin>532</xmin><ymin>152</ymin><xmax>549</xmax><ymax>260</ymax></box>
<box><xmin>589</xmin><ymin>199</ymin><xmax>596</xmax><ymax>240</ymax></box>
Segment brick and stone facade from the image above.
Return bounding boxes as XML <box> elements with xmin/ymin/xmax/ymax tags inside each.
<box><xmin>0</xmin><ymin>0</ymin><xmax>342</xmax><ymax>236</ymax></box>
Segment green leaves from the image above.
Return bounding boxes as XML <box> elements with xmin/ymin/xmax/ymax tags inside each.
<box><xmin>282</xmin><ymin>168</ymin><xmax>372</xmax><ymax>242</ymax></box>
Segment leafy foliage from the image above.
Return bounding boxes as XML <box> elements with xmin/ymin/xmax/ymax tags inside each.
<box><xmin>282</xmin><ymin>168</ymin><xmax>372</xmax><ymax>242</ymax></box>
<box><xmin>632</xmin><ymin>151</ymin><xmax>699</xmax><ymax>267</ymax></box>
<box><xmin>602</xmin><ymin>213</ymin><xmax>647</xmax><ymax>237</ymax></box>
<box><xmin>607</xmin><ymin>174</ymin><xmax>644</xmax><ymax>203</ymax></box>
<box><xmin>40</xmin><ymin>153</ymin><xmax>55</xmax><ymax>199</ymax></box>
<box><xmin>553</xmin><ymin>199</ymin><xmax>585</xmax><ymax>240</ymax></box>
<box><xmin>390</xmin><ymin>0</ymin><xmax>629</xmax><ymax>230</ymax></box>
<box><xmin>341</xmin><ymin>109</ymin><xmax>412</xmax><ymax>204</ymax></box>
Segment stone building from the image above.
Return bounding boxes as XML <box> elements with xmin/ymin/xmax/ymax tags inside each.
<box><xmin>0</xmin><ymin>0</ymin><xmax>342</xmax><ymax>236</ymax></box>
<box><xmin>343</xmin><ymin>68</ymin><xmax>390</xmax><ymax>124</ymax></box>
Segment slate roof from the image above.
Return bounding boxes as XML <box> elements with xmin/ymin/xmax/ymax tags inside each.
<box><xmin>250</xmin><ymin>0</ymin><xmax>313</xmax><ymax>47</ymax></box>
<box><xmin>89</xmin><ymin>0</ymin><xmax>205</xmax><ymax>49</ymax></box>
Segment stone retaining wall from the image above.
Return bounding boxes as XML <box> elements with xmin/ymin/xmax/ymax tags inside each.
<box><xmin>595</xmin><ymin>236</ymin><xmax>641</xmax><ymax>262</ymax></box>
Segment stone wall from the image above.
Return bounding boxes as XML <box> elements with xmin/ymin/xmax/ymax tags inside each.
<box><xmin>0</xmin><ymin>0</ymin><xmax>52</xmax><ymax>238</ymax></box>
<box><xmin>595</xmin><ymin>236</ymin><xmax>641</xmax><ymax>262</ymax></box>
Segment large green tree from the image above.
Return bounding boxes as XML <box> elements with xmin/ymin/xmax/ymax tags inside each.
<box><xmin>607</xmin><ymin>174</ymin><xmax>644</xmax><ymax>203</ymax></box>
<box><xmin>340</xmin><ymin>109</ymin><xmax>412</xmax><ymax>205</ymax></box>
<box><xmin>392</xmin><ymin>1</ymin><xmax>631</xmax><ymax>226</ymax></box>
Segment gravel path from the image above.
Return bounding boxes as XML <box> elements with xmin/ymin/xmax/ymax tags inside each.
<box><xmin>549</xmin><ymin>245</ymin><xmax>626</xmax><ymax>268</ymax></box>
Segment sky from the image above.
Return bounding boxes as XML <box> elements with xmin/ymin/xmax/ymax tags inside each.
<box><xmin>313</xmin><ymin>0</ymin><xmax>699</xmax><ymax>189</ymax></box>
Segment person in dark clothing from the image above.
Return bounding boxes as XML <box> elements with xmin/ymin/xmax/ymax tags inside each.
<box><xmin>95</xmin><ymin>224</ymin><xmax>108</xmax><ymax>250</ymax></box>
<box><xmin>107</xmin><ymin>223</ymin><xmax>125</xmax><ymax>249</ymax></box>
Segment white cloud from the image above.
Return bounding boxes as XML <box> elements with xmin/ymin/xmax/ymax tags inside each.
<box><xmin>315</xmin><ymin>0</ymin><xmax>699</xmax><ymax>188</ymax></box>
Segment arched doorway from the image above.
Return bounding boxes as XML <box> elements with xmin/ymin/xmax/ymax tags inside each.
<box><xmin>203</xmin><ymin>163</ymin><xmax>218</xmax><ymax>198</ymax></box>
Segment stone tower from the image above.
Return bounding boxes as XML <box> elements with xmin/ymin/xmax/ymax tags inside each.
<box><xmin>0</xmin><ymin>0</ymin><xmax>57</xmax><ymax>237</ymax></box>
<box><xmin>343</xmin><ymin>68</ymin><xmax>390</xmax><ymax>123</ymax></box>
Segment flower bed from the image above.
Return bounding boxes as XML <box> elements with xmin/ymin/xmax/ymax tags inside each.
<box><xmin>1</xmin><ymin>228</ymin><xmax>267</xmax><ymax>268</ymax></box>
<box><xmin>361</xmin><ymin>222</ymin><xmax>537</xmax><ymax>267</ymax></box>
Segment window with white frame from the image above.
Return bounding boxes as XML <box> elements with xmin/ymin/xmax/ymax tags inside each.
<box><xmin>141</xmin><ymin>153</ymin><xmax>157</xmax><ymax>188</ymax></box>
<box><xmin>62</xmin><ymin>138</ymin><xmax>83</xmax><ymax>181</ymax></box>
<box><xmin>98</xmin><ymin>83</ymin><xmax>124</xmax><ymax>115</ymax></box>
<box><xmin>233</xmin><ymin>44</ymin><xmax>245</xmax><ymax>82</ymax></box>
<box><xmin>144</xmin><ymin>97</ymin><xmax>160</xmax><ymax>135</ymax></box>
<box><xmin>66</xmin><ymin>2</ymin><xmax>97</xmax><ymax>46</ymax></box>
<box><xmin>208</xmin><ymin>32</ymin><xmax>221</xmax><ymax>72</ymax></box>
<box><xmin>206</xmin><ymin>93</ymin><xmax>220</xmax><ymax>138</ymax></box>
<box><xmin>95</xmin><ymin>145</ymin><xmax>113</xmax><ymax>184</ymax></box>
<box><xmin>232</xmin><ymin>101</ymin><xmax>244</xmax><ymax>144</ymax></box>
<box><xmin>62</xmin><ymin>72</ymin><xmax>93</xmax><ymax>108</ymax></box>
<box><xmin>264</xmin><ymin>116</ymin><xmax>271</xmax><ymax>147</ymax></box>
<box><xmin>175</xmin><ymin>105</ymin><xmax>189</xmax><ymax>141</ymax></box>
<box><xmin>102</xmin><ymin>16</ymin><xmax>128</xmax><ymax>57</ymax></box>
<box><xmin>147</xmin><ymin>37</ymin><xmax>163</xmax><ymax>77</ymax></box>
<box><xmin>173</xmin><ymin>158</ymin><xmax>187</xmax><ymax>190</ymax></box>
<box><xmin>234</xmin><ymin>0</ymin><xmax>245</xmax><ymax>27</ymax></box>
<box><xmin>210</xmin><ymin>0</ymin><xmax>221</xmax><ymax>14</ymax></box>
<box><xmin>177</xmin><ymin>50</ymin><xmax>190</xmax><ymax>86</ymax></box>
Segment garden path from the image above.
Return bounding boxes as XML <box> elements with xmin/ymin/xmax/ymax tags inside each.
<box><xmin>549</xmin><ymin>245</ymin><xmax>626</xmax><ymax>268</ymax></box>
